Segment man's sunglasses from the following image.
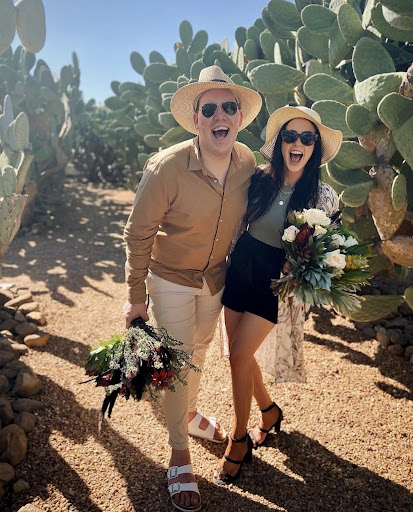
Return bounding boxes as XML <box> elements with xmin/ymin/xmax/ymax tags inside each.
<box><xmin>200</xmin><ymin>101</ymin><xmax>239</xmax><ymax>118</ymax></box>
<box><xmin>280</xmin><ymin>130</ymin><xmax>319</xmax><ymax>146</ymax></box>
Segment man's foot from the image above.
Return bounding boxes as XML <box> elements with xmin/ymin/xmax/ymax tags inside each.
<box><xmin>188</xmin><ymin>411</ymin><xmax>227</xmax><ymax>443</ymax></box>
<box><xmin>168</xmin><ymin>449</ymin><xmax>201</xmax><ymax>511</ymax></box>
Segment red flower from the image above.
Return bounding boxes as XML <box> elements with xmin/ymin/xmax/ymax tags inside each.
<box><xmin>100</xmin><ymin>374</ymin><xmax>112</xmax><ymax>387</ymax></box>
<box><xmin>295</xmin><ymin>223</ymin><xmax>315</xmax><ymax>247</ymax></box>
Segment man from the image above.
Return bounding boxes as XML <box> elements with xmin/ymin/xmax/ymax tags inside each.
<box><xmin>123</xmin><ymin>66</ymin><xmax>261</xmax><ymax>511</ymax></box>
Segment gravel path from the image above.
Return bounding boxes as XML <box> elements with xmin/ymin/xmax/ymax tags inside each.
<box><xmin>1</xmin><ymin>181</ymin><xmax>412</xmax><ymax>512</ymax></box>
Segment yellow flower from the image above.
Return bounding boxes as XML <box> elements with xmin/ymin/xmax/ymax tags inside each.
<box><xmin>345</xmin><ymin>255</ymin><xmax>369</xmax><ymax>270</ymax></box>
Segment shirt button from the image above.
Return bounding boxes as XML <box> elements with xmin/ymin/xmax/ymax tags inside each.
<box><xmin>220</xmin><ymin>219</ymin><xmax>223</xmax><ymax>223</ymax></box>
<box><xmin>214</xmin><ymin>179</ymin><xmax>217</xmax><ymax>183</ymax></box>
<box><xmin>210</xmin><ymin>256</ymin><xmax>214</xmax><ymax>259</ymax></box>
<box><xmin>215</xmin><ymin>238</ymin><xmax>219</xmax><ymax>242</ymax></box>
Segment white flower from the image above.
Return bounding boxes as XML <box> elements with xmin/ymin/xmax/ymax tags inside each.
<box><xmin>331</xmin><ymin>233</ymin><xmax>346</xmax><ymax>246</ymax></box>
<box><xmin>282</xmin><ymin>225</ymin><xmax>300</xmax><ymax>242</ymax></box>
<box><xmin>342</xmin><ymin>235</ymin><xmax>358</xmax><ymax>248</ymax></box>
<box><xmin>324</xmin><ymin>249</ymin><xmax>347</xmax><ymax>269</ymax></box>
<box><xmin>314</xmin><ymin>225</ymin><xmax>327</xmax><ymax>237</ymax></box>
<box><xmin>303</xmin><ymin>208</ymin><xmax>331</xmax><ymax>227</ymax></box>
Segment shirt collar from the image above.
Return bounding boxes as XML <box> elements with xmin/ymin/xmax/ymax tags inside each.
<box><xmin>188</xmin><ymin>136</ymin><xmax>242</xmax><ymax>174</ymax></box>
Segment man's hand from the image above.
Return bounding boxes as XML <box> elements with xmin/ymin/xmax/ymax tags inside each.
<box><xmin>123</xmin><ymin>301</ymin><xmax>149</xmax><ymax>328</ymax></box>
<box><xmin>282</xmin><ymin>260</ymin><xmax>291</xmax><ymax>275</ymax></box>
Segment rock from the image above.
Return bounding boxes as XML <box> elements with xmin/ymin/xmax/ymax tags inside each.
<box><xmin>0</xmin><ymin>361</ymin><xmax>28</xmax><ymax>380</ymax></box>
<box><xmin>353</xmin><ymin>321</ymin><xmax>373</xmax><ymax>330</ymax></box>
<box><xmin>0</xmin><ymin>375</ymin><xmax>9</xmax><ymax>395</ymax></box>
<box><xmin>24</xmin><ymin>332</ymin><xmax>50</xmax><ymax>347</ymax></box>
<box><xmin>15</xmin><ymin>322</ymin><xmax>38</xmax><ymax>338</ymax></box>
<box><xmin>0</xmin><ymin>319</ymin><xmax>18</xmax><ymax>332</ymax></box>
<box><xmin>362</xmin><ymin>327</ymin><xmax>376</xmax><ymax>339</ymax></box>
<box><xmin>404</xmin><ymin>346</ymin><xmax>413</xmax><ymax>359</ymax></box>
<box><xmin>17</xmin><ymin>302</ymin><xmax>40</xmax><ymax>315</ymax></box>
<box><xmin>17</xmin><ymin>505</ymin><xmax>43</xmax><ymax>512</ymax></box>
<box><xmin>12</xmin><ymin>369</ymin><xmax>42</xmax><ymax>398</ymax></box>
<box><xmin>385</xmin><ymin>317</ymin><xmax>409</xmax><ymax>328</ymax></box>
<box><xmin>4</xmin><ymin>294</ymin><xmax>33</xmax><ymax>310</ymax></box>
<box><xmin>387</xmin><ymin>344</ymin><xmax>404</xmax><ymax>357</ymax></box>
<box><xmin>387</xmin><ymin>328</ymin><xmax>405</xmax><ymax>345</ymax></box>
<box><xmin>0</xmin><ymin>424</ymin><xmax>27</xmax><ymax>465</ymax></box>
<box><xmin>0</xmin><ymin>462</ymin><xmax>15</xmax><ymax>484</ymax></box>
<box><xmin>12</xmin><ymin>399</ymin><xmax>44</xmax><ymax>413</ymax></box>
<box><xmin>376</xmin><ymin>327</ymin><xmax>390</xmax><ymax>348</ymax></box>
<box><xmin>13</xmin><ymin>311</ymin><xmax>26</xmax><ymax>323</ymax></box>
<box><xmin>0</xmin><ymin>310</ymin><xmax>12</xmax><ymax>321</ymax></box>
<box><xmin>9</xmin><ymin>343</ymin><xmax>29</xmax><ymax>357</ymax></box>
<box><xmin>398</xmin><ymin>303</ymin><xmax>413</xmax><ymax>316</ymax></box>
<box><xmin>404</xmin><ymin>325</ymin><xmax>413</xmax><ymax>337</ymax></box>
<box><xmin>13</xmin><ymin>478</ymin><xmax>30</xmax><ymax>494</ymax></box>
<box><xmin>25</xmin><ymin>311</ymin><xmax>46</xmax><ymax>326</ymax></box>
<box><xmin>0</xmin><ymin>330</ymin><xmax>13</xmax><ymax>340</ymax></box>
<box><xmin>0</xmin><ymin>337</ymin><xmax>13</xmax><ymax>351</ymax></box>
<box><xmin>0</xmin><ymin>290</ymin><xmax>14</xmax><ymax>306</ymax></box>
<box><xmin>13</xmin><ymin>412</ymin><xmax>37</xmax><ymax>434</ymax></box>
<box><xmin>0</xmin><ymin>399</ymin><xmax>15</xmax><ymax>425</ymax></box>
<box><xmin>0</xmin><ymin>350</ymin><xmax>15</xmax><ymax>366</ymax></box>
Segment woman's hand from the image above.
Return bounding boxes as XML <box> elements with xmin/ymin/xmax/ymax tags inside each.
<box><xmin>123</xmin><ymin>301</ymin><xmax>149</xmax><ymax>328</ymax></box>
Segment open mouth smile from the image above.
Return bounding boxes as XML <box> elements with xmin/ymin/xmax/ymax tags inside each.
<box><xmin>212</xmin><ymin>126</ymin><xmax>229</xmax><ymax>140</ymax></box>
<box><xmin>290</xmin><ymin>150</ymin><xmax>303</xmax><ymax>164</ymax></box>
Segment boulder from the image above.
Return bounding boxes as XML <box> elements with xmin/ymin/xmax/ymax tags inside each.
<box><xmin>4</xmin><ymin>294</ymin><xmax>33</xmax><ymax>310</ymax></box>
<box><xmin>17</xmin><ymin>302</ymin><xmax>40</xmax><ymax>315</ymax></box>
<box><xmin>14</xmin><ymin>412</ymin><xmax>37</xmax><ymax>434</ymax></box>
<box><xmin>25</xmin><ymin>312</ymin><xmax>46</xmax><ymax>326</ymax></box>
<box><xmin>12</xmin><ymin>369</ymin><xmax>42</xmax><ymax>398</ymax></box>
<box><xmin>0</xmin><ymin>424</ymin><xmax>27</xmax><ymax>466</ymax></box>
<box><xmin>0</xmin><ymin>399</ymin><xmax>14</xmax><ymax>426</ymax></box>
<box><xmin>0</xmin><ymin>462</ymin><xmax>15</xmax><ymax>485</ymax></box>
<box><xmin>0</xmin><ymin>290</ymin><xmax>14</xmax><ymax>306</ymax></box>
<box><xmin>0</xmin><ymin>375</ymin><xmax>9</xmax><ymax>395</ymax></box>
<box><xmin>12</xmin><ymin>399</ymin><xmax>44</xmax><ymax>413</ymax></box>
<box><xmin>15</xmin><ymin>322</ymin><xmax>38</xmax><ymax>338</ymax></box>
<box><xmin>0</xmin><ymin>361</ymin><xmax>28</xmax><ymax>380</ymax></box>
<box><xmin>387</xmin><ymin>344</ymin><xmax>404</xmax><ymax>357</ymax></box>
<box><xmin>13</xmin><ymin>478</ymin><xmax>30</xmax><ymax>494</ymax></box>
<box><xmin>0</xmin><ymin>319</ymin><xmax>18</xmax><ymax>332</ymax></box>
<box><xmin>24</xmin><ymin>332</ymin><xmax>50</xmax><ymax>347</ymax></box>
<box><xmin>0</xmin><ymin>350</ymin><xmax>15</xmax><ymax>366</ymax></box>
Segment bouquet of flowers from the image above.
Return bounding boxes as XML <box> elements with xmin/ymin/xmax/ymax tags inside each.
<box><xmin>271</xmin><ymin>208</ymin><xmax>372</xmax><ymax>316</ymax></box>
<box><xmin>84</xmin><ymin>318</ymin><xmax>200</xmax><ymax>420</ymax></box>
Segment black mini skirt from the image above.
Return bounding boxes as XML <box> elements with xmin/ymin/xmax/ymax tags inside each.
<box><xmin>221</xmin><ymin>231</ymin><xmax>285</xmax><ymax>324</ymax></box>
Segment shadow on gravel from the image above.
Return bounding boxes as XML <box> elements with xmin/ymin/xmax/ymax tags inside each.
<box><xmin>7</xmin><ymin>375</ymin><xmax>276</xmax><ymax>512</ymax></box>
<box><xmin>3</xmin><ymin>182</ymin><xmax>128</xmax><ymax>306</ymax></box>
<box><xmin>233</xmin><ymin>430</ymin><xmax>412</xmax><ymax>512</ymax></box>
<box><xmin>307</xmin><ymin>309</ymin><xmax>413</xmax><ymax>401</ymax></box>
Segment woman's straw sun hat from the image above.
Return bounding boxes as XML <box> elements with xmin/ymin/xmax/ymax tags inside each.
<box><xmin>260</xmin><ymin>105</ymin><xmax>343</xmax><ymax>164</ymax></box>
<box><xmin>171</xmin><ymin>65</ymin><xmax>262</xmax><ymax>134</ymax></box>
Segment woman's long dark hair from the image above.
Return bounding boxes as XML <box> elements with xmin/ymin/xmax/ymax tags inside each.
<box><xmin>246</xmin><ymin>120</ymin><xmax>322</xmax><ymax>224</ymax></box>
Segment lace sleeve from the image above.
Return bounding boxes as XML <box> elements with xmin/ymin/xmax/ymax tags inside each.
<box><xmin>316</xmin><ymin>182</ymin><xmax>339</xmax><ymax>217</ymax></box>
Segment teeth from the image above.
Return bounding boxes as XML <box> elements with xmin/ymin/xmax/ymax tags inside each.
<box><xmin>291</xmin><ymin>151</ymin><xmax>303</xmax><ymax>155</ymax></box>
<box><xmin>213</xmin><ymin>126</ymin><xmax>229</xmax><ymax>131</ymax></box>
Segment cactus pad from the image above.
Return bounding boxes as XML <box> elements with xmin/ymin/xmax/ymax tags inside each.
<box><xmin>404</xmin><ymin>287</ymin><xmax>413</xmax><ymax>310</ymax></box>
<box><xmin>346</xmin><ymin>103</ymin><xmax>379</xmax><ymax>136</ymax></box>
<box><xmin>334</xmin><ymin>141</ymin><xmax>376</xmax><ymax>168</ymax></box>
<box><xmin>297</xmin><ymin>27</ymin><xmax>329</xmax><ymax>61</ymax></box>
<box><xmin>249</xmin><ymin>63</ymin><xmax>306</xmax><ymax>94</ymax></box>
<box><xmin>337</xmin><ymin>3</ymin><xmax>365</xmax><ymax>46</ymax></box>
<box><xmin>391</xmin><ymin>173</ymin><xmax>407</xmax><ymax>211</ymax></box>
<box><xmin>130</xmin><ymin>52</ymin><xmax>146</xmax><ymax>75</ymax></box>
<box><xmin>15</xmin><ymin>0</ymin><xmax>46</xmax><ymax>53</ymax></box>
<box><xmin>304</xmin><ymin>73</ymin><xmax>354</xmax><ymax>105</ymax></box>
<box><xmin>348</xmin><ymin>295</ymin><xmax>405</xmax><ymax>322</ymax></box>
<box><xmin>340</xmin><ymin>181</ymin><xmax>374</xmax><ymax>207</ymax></box>
<box><xmin>354</xmin><ymin>72</ymin><xmax>405</xmax><ymax>111</ymax></box>
<box><xmin>301</xmin><ymin>5</ymin><xmax>336</xmax><ymax>34</ymax></box>
<box><xmin>381</xmin><ymin>236</ymin><xmax>413</xmax><ymax>267</ymax></box>
<box><xmin>312</xmin><ymin>100</ymin><xmax>355</xmax><ymax>137</ymax></box>
<box><xmin>352</xmin><ymin>38</ymin><xmax>395</xmax><ymax>82</ymax></box>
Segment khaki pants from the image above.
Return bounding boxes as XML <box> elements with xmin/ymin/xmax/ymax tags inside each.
<box><xmin>147</xmin><ymin>271</ymin><xmax>224</xmax><ymax>450</ymax></box>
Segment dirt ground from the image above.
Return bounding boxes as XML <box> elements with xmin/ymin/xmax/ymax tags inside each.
<box><xmin>1</xmin><ymin>181</ymin><xmax>412</xmax><ymax>512</ymax></box>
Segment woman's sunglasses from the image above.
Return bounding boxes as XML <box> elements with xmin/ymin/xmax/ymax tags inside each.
<box><xmin>280</xmin><ymin>130</ymin><xmax>319</xmax><ymax>146</ymax></box>
<box><xmin>200</xmin><ymin>101</ymin><xmax>239</xmax><ymax>118</ymax></box>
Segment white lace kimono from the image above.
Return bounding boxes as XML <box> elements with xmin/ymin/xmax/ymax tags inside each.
<box><xmin>220</xmin><ymin>182</ymin><xmax>339</xmax><ymax>383</ymax></box>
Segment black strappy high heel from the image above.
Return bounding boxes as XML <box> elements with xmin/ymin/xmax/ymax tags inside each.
<box><xmin>214</xmin><ymin>432</ymin><xmax>253</xmax><ymax>485</ymax></box>
<box><xmin>249</xmin><ymin>401</ymin><xmax>283</xmax><ymax>449</ymax></box>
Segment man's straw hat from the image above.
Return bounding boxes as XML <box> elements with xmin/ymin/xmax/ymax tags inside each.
<box><xmin>260</xmin><ymin>105</ymin><xmax>343</xmax><ymax>164</ymax></box>
<box><xmin>171</xmin><ymin>66</ymin><xmax>262</xmax><ymax>134</ymax></box>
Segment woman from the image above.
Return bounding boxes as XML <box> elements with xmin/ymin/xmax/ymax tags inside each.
<box><xmin>214</xmin><ymin>106</ymin><xmax>343</xmax><ymax>484</ymax></box>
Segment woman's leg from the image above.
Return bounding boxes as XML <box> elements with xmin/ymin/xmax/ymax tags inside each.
<box><xmin>215</xmin><ymin>311</ymin><xmax>274</xmax><ymax>478</ymax></box>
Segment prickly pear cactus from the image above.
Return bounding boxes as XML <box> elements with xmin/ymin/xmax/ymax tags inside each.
<box><xmin>99</xmin><ymin>1</ymin><xmax>412</xmax><ymax>320</ymax></box>
<box><xmin>0</xmin><ymin>0</ymin><xmax>46</xmax><ymax>56</ymax></box>
<box><xmin>0</xmin><ymin>94</ymin><xmax>33</xmax><ymax>267</ymax></box>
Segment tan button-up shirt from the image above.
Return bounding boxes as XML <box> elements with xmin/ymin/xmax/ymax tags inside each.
<box><xmin>124</xmin><ymin>136</ymin><xmax>256</xmax><ymax>303</ymax></box>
